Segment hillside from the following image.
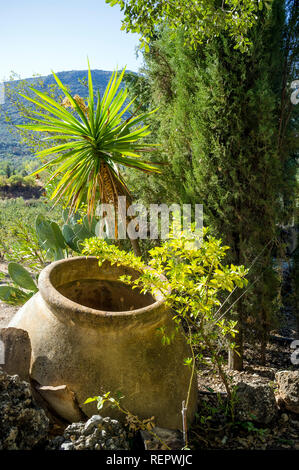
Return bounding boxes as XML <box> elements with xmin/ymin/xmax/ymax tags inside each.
<box><xmin>0</xmin><ymin>69</ymin><xmax>126</xmax><ymax>168</ymax></box>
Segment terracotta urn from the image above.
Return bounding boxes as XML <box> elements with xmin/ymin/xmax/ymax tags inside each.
<box><xmin>9</xmin><ymin>256</ymin><xmax>197</xmax><ymax>429</ymax></box>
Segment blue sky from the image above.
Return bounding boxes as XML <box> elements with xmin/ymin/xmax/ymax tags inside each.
<box><xmin>0</xmin><ymin>0</ymin><xmax>143</xmax><ymax>80</ymax></box>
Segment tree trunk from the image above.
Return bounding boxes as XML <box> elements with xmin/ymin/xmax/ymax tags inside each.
<box><xmin>228</xmin><ymin>233</ymin><xmax>244</xmax><ymax>371</ymax></box>
<box><xmin>260</xmin><ymin>308</ymin><xmax>268</xmax><ymax>366</ymax></box>
<box><xmin>129</xmin><ymin>237</ymin><xmax>142</xmax><ymax>257</ymax></box>
<box><xmin>228</xmin><ymin>347</ymin><xmax>243</xmax><ymax>371</ymax></box>
<box><xmin>260</xmin><ymin>338</ymin><xmax>266</xmax><ymax>366</ymax></box>
<box><xmin>124</xmin><ymin>208</ymin><xmax>142</xmax><ymax>257</ymax></box>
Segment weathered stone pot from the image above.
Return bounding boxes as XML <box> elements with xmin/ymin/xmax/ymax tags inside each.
<box><xmin>9</xmin><ymin>256</ymin><xmax>197</xmax><ymax>429</ymax></box>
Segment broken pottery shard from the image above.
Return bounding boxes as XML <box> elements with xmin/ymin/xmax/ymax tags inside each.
<box><xmin>0</xmin><ymin>327</ymin><xmax>31</xmax><ymax>381</ymax></box>
<box><xmin>36</xmin><ymin>384</ymin><xmax>85</xmax><ymax>423</ymax></box>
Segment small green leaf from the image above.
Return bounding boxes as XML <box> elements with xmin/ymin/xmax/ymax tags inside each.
<box><xmin>8</xmin><ymin>263</ymin><xmax>38</xmax><ymax>292</ymax></box>
<box><xmin>83</xmin><ymin>214</ymin><xmax>97</xmax><ymax>235</ymax></box>
<box><xmin>35</xmin><ymin>215</ymin><xmax>58</xmax><ymax>249</ymax></box>
<box><xmin>62</xmin><ymin>225</ymin><xmax>79</xmax><ymax>252</ymax></box>
<box><xmin>0</xmin><ymin>285</ymin><xmax>31</xmax><ymax>305</ymax></box>
<box><xmin>83</xmin><ymin>396</ymin><xmax>98</xmax><ymax>404</ymax></box>
<box><xmin>50</xmin><ymin>222</ymin><xmax>66</xmax><ymax>249</ymax></box>
<box><xmin>204</xmin><ymin>386</ymin><xmax>215</xmax><ymax>393</ymax></box>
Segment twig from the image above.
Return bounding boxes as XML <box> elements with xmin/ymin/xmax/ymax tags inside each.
<box><xmin>181</xmin><ymin>400</ymin><xmax>188</xmax><ymax>448</ymax></box>
<box><xmin>213</xmin><ymin>238</ymin><xmax>274</xmax><ymax>323</ymax></box>
<box><xmin>214</xmin><ymin>270</ymin><xmax>266</xmax><ymax>324</ymax></box>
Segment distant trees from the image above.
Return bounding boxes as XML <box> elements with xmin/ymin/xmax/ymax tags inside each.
<box><xmin>124</xmin><ymin>0</ymin><xmax>298</xmax><ymax>369</ymax></box>
<box><xmin>0</xmin><ymin>161</ymin><xmax>13</xmax><ymax>178</ymax></box>
<box><xmin>5</xmin><ymin>163</ymin><xmax>11</xmax><ymax>178</ymax></box>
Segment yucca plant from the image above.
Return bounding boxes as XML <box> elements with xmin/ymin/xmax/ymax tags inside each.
<box><xmin>18</xmin><ymin>62</ymin><xmax>161</xmax><ymax>254</ymax></box>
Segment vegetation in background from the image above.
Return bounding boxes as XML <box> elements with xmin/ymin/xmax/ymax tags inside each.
<box><xmin>0</xmin><ymin>198</ymin><xmax>61</xmax><ymax>267</ymax></box>
<box><xmin>122</xmin><ymin>0</ymin><xmax>298</xmax><ymax>369</ymax></box>
<box><xmin>0</xmin><ymin>174</ymin><xmax>37</xmax><ymax>189</ymax></box>
<box><xmin>17</xmin><ymin>63</ymin><xmax>161</xmax><ymax>255</ymax></box>
<box><xmin>0</xmin><ymin>207</ymin><xmax>102</xmax><ymax>305</ymax></box>
<box><xmin>0</xmin><ymin>70</ymin><xmax>117</xmax><ymax>170</ymax></box>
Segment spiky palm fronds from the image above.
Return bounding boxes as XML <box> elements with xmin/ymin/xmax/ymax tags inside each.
<box><xmin>18</xmin><ymin>62</ymin><xmax>160</xmax><ymax>217</ymax></box>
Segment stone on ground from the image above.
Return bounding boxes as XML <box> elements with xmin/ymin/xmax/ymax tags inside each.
<box><xmin>48</xmin><ymin>415</ymin><xmax>129</xmax><ymax>450</ymax></box>
<box><xmin>276</xmin><ymin>370</ymin><xmax>299</xmax><ymax>414</ymax></box>
<box><xmin>0</xmin><ymin>369</ymin><xmax>49</xmax><ymax>450</ymax></box>
<box><xmin>0</xmin><ymin>303</ymin><xmax>18</xmax><ymax>329</ymax></box>
<box><xmin>234</xmin><ymin>381</ymin><xmax>278</xmax><ymax>424</ymax></box>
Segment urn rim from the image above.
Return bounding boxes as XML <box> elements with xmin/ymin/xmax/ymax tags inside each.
<box><xmin>38</xmin><ymin>256</ymin><xmax>168</xmax><ymax>324</ymax></box>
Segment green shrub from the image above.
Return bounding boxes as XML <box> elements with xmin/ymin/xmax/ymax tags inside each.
<box><xmin>83</xmin><ymin>227</ymin><xmax>248</xmax><ymax>402</ymax></box>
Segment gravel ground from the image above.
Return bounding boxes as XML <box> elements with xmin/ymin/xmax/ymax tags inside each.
<box><xmin>0</xmin><ymin>261</ymin><xmax>18</xmax><ymax>327</ymax></box>
<box><xmin>0</xmin><ymin>303</ymin><xmax>18</xmax><ymax>328</ymax></box>
<box><xmin>191</xmin><ymin>340</ymin><xmax>299</xmax><ymax>451</ymax></box>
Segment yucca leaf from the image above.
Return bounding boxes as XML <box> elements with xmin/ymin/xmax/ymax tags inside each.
<box><xmin>95</xmin><ymin>90</ymin><xmax>103</xmax><ymax>129</ymax></box>
<box><xmin>27</xmin><ymin>88</ymin><xmax>87</xmax><ymax>132</ymax></box>
<box><xmin>28</xmin><ymin>86</ymin><xmax>86</xmax><ymax>126</ymax></box>
<box><xmin>36</xmin><ymin>141</ymin><xmax>86</xmax><ymax>158</ymax></box>
<box><xmin>42</xmin><ymin>134</ymin><xmax>82</xmax><ymax>141</ymax></box>
<box><xmin>62</xmin><ymin>224</ymin><xmax>76</xmax><ymax>247</ymax></box>
<box><xmin>110</xmin><ymin>95</ymin><xmax>137</xmax><ymax>124</ymax></box>
<box><xmin>18</xmin><ymin>62</ymin><xmax>161</xmax><ymax>216</ymax></box>
<box><xmin>19</xmin><ymin>92</ymin><xmax>87</xmax><ymax>134</ymax></box>
<box><xmin>102</xmin><ymin>69</ymin><xmax>118</xmax><ymax>110</ymax></box>
<box><xmin>31</xmin><ymin>148</ymin><xmax>86</xmax><ymax>176</ymax></box>
<box><xmin>87</xmin><ymin>59</ymin><xmax>95</xmax><ymax>134</ymax></box>
<box><xmin>110</xmin><ymin>155</ymin><xmax>161</xmax><ymax>172</ymax></box>
<box><xmin>51</xmin><ymin>71</ymin><xmax>91</xmax><ymax>130</ymax></box>
<box><xmin>18</xmin><ymin>123</ymin><xmax>86</xmax><ymax>136</ymax></box>
<box><xmin>23</xmin><ymin>112</ymin><xmax>88</xmax><ymax>136</ymax></box>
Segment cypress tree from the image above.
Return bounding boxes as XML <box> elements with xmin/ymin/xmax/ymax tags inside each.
<box><xmin>126</xmin><ymin>0</ymin><xmax>298</xmax><ymax>369</ymax></box>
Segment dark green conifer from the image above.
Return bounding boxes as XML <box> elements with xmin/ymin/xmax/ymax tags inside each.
<box><xmin>126</xmin><ymin>0</ymin><xmax>298</xmax><ymax>369</ymax></box>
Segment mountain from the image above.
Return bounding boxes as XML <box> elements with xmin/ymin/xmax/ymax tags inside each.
<box><xmin>0</xmin><ymin>69</ymin><xmax>129</xmax><ymax>168</ymax></box>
